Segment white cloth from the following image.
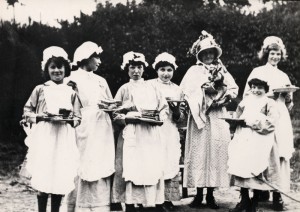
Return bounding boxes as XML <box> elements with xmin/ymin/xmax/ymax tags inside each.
<box><xmin>66</xmin><ymin>69</ymin><xmax>115</xmax><ymax>181</ymax></box>
<box><xmin>148</xmin><ymin>79</ymin><xmax>182</xmax><ymax>180</ymax></box>
<box><xmin>25</xmin><ymin>82</ymin><xmax>79</xmax><ymax>194</ymax></box>
<box><xmin>228</xmin><ymin>96</ymin><xmax>278</xmax><ymax>178</ymax></box>
<box><xmin>244</xmin><ymin>63</ymin><xmax>294</xmax><ymax>160</ymax></box>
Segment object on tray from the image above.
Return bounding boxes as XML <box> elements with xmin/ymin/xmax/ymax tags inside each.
<box><xmin>273</xmin><ymin>85</ymin><xmax>299</xmax><ymax>93</ymax></box>
<box><xmin>98</xmin><ymin>99</ymin><xmax>122</xmax><ymax>110</ymax></box>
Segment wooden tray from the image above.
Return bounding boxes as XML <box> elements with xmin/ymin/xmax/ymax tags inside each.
<box><xmin>125</xmin><ymin>117</ymin><xmax>163</xmax><ymax>126</ymax></box>
<box><xmin>273</xmin><ymin>86</ymin><xmax>299</xmax><ymax>93</ymax></box>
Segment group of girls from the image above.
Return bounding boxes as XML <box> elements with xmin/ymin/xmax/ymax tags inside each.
<box><xmin>21</xmin><ymin>30</ymin><xmax>295</xmax><ymax>212</ymax></box>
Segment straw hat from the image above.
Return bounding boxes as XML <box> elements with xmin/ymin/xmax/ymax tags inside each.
<box><xmin>189</xmin><ymin>30</ymin><xmax>222</xmax><ymax>61</ymax></box>
<box><xmin>41</xmin><ymin>46</ymin><xmax>69</xmax><ymax>70</ymax></box>
<box><xmin>121</xmin><ymin>51</ymin><xmax>148</xmax><ymax>70</ymax></box>
<box><xmin>152</xmin><ymin>52</ymin><xmax>178</xmax><ymax>70</ymax></box>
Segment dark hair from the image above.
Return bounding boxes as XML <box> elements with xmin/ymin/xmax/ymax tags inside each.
<box><xmin>123</xmin><ymin>60</ymin><xmax>146</xmax><ymax>72</ymax></box>
<box><xmin>197</xmin><ymin>48</ymin><xmax>218</xmax><ymax>62</ymax></box>
<box><xmin>72</xmin><ymin>52</ymin><xmax>100</xmax><ymax>70</ymax></box>
<box><xmin>260</xmin><ymin>43</ymin><xmax>282</xmax><ymax>63</ymax></box>
<box><xmin>248</xmin><ymin>78</ymin><xmax>269</xmax><ymax>93</ymax></box>
<box><xmin>43</xmin><ymin>57</ymin><xmax>71</xmax><ymax>80</ymax></box>
<box><xmin>154</xmin><ymin>61</ymin><xmax>175</xmax><ymax>71</ymax></box>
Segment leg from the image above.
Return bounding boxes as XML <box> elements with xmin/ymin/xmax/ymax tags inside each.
<box><xmin>189</xmin><ymin>187</ymin><xmax>204</xmax><ymax>208</ymax></box>
<box><xmin>51</xmin><ymin>194</ymin><xmax>63</xmax><ymax>212</ymax></box>
<box><xmin>229</xmin><ymin>188</ymin><xmax>252</xmax><ymax>212</ymax></box>
<box><xmin>37</xmin><ymin>192</ymin><xmax>49</xmax><ymax>212</ymax></box>
<box><xmin>206</xmin><ymin>187</ymin><xmax>219</xmax><ymax>209</ymax></box>
<box><xmin>273</xmin><ymin>192</ymin><xmax>286</xmax><ymax>211</ymax></box>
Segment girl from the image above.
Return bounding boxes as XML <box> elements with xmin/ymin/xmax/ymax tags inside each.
<box><xmin>244</xmin><ymin>36</ymin><xmax>294</xmax><ymax>211</ymax></box>
<box><xmin>23</xmin><ymin>46</ymin><xmax>81</xmax><ymax>212</ymax></box>
<box><xmin>180</xmin><ymin>31</ymin><xmax>239</xmax><ymax>209</ymax></box>
<box><xmin>148</xmin><ymin>52</ymin><xmax>184</xmax><ymax>210</ymax></box>
<box><xmin>228</xmin><ymin>77</ymin><xmax>280</xmax><ymax>212</ymax></box>
<box><xmin>111</xmin><ymin>51</ymin><xmax>169</xmax><ymax>212</ymax></box>
<box><xmin>66</xmin><ymin>41</ymin><xmax>115</xmax><ymax>212</ymax></box>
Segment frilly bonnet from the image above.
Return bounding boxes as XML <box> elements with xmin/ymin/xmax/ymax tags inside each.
<box><xmin>72</xmin><ymin>41</ymin><xmax>103</xmax><ymax>66</ymax></box>
<box><xmin>258</xmin><ymin>36</ymin><xmax>287</xmax><ymax>60</ymax></box>
<box><xmin>152</xmin><ymin>52</ymin><xmax>178</xmax><ymax>70</ymax></box>
<box><xmin>121</xmin><ymin>51</ymin><xmax>148</xmax><ymax>70</ymax></box>
<box><xmin>41</xmin><ymin>46</ymin><xmax>69</xmax><ymax>70</ymax></box>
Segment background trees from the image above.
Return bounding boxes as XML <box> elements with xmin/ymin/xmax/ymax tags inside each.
<box><xmin>0</xmin><ymin>0</ymin><xmax>299</xmax><ymax>152</ymax></box>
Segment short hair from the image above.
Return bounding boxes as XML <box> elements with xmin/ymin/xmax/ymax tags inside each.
<box><xmin>42</xmin><ymin>56</ymin><xmax>71</xmax><ymax>80</ymax></box>
<box><xmin>154</xmin><ymin>61</ymin><xmax>175</xmax><ymax>71</ymax></box>
<box><xmin>248</xmin><ymin>78</ymin><xmax>269</xmax><ymax>93</ymax></box>
<box><xmin>123</xmin><ymin>60</ymin><xmax>146</xmax><ymax>72</ymax></box>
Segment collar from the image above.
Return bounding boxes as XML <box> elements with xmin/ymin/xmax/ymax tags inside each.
<box><xmin>265</xmin><ymin>62</ymin><xmax>278</xmax><ymax>70</ymax></box>
<box><xmin>157</xmin><ymin>78</ymin><xmax>171</xmax><ymax>85</ymax></box>
<box><xmin>44</xmin><ymin>80</ymin><xmax>65</xmax><ymax>86</ymax></box>
<box><xmin>129</xmin><ymin>78</ymin><xmax>144</xmax><ymax>83</ymax></box>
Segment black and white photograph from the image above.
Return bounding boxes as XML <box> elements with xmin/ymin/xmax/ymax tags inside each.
<box><xmin>0</xmin><ymin>0</ymin><xmax>299</xmax><ymax>211</ymax></box>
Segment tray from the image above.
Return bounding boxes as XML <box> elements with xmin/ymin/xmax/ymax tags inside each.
<box><xmin>166</xmin><ymin>100</ymin><xmax>185</xmax><ymax>103</ymax></box>
<box><xmin>219</xmin><ymin>117</ymin><xmax>245</xmax><ymax>124</ymax></box>
<box><xmin>273</xmin><ymin>86</ymin><xmax>299</xmax><ymax>93</ymax></box>
<box><xmin>125</xmin><ymin>117</ymin><xmax>163</xmax><ymax>126</ymax></box>
<box><xmin>40</xmin><ymin>117</ymin><xmax>75</xmax><ymax>122</ymax></box>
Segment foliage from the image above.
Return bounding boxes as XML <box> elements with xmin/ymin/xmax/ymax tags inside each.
<box><xmin>0</xmin><ymin>1</ymin><xmax>299</xmax><ymax>147</ymax></box>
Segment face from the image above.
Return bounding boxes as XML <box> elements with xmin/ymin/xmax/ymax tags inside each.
<box><xmin>198</xmin><ymin>48</ymin><xmax>216</xmax><ymax>65</ymax></box>
<box><xmin>157</xmin><ymin>65</ymin><xmax>174</xmax><ymax>83</ymax></box>
<box><xmin>251</xmin><ymin>84</ymin><xmax>266</xmax><ymax>97</ymax></box>
<box><xmin>87</xmin><ymin>57</ymin><xmax>101</xmax><ymax>72</ymax></box>
<box><xmin>48</xmin><ymin>61</ymin><xmax>65</xmax><ymax>84</ymax></box>
<box><xmin>267</xmin><ymin>49</ymin><xmax>281</xmax><ymax>66</ymax></box>
<box><xmin>128</xmin><ymin>64</ymin><xmax>144</xmax><ymax>80</ymax></box>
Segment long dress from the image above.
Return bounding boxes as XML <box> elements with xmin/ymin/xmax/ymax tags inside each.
<box><xmin>244</xmin><ymin>63</ymin><xmax>294</xmax><ymax>192</ymax></box>
<box><xmin>24</xmin><ymin>80</ymin><xmax>80</xmax><ymax>195</ymax></box>
<box><xmin>148</xmin><ymin>78</ymin><xmax>183</xmax><ymax>201</ymax></box>
<box><xmin>228</xmin><ymin>94</ymin><xmax>281</xmax><ymax>190</ymax></box>
<box><xmin>66</xmin><ymin>69</ymin><xmax>115</xmax><ymax>210</ymax></box>
<box><xmin>111</xmin><ymin>78</ymin><xmax>168</xmax><ymax>206</ymax></box>
<box><xmin>180</xmin><ymin>62</ymin><xmax>239</xmax><ymax>188</ymax></box>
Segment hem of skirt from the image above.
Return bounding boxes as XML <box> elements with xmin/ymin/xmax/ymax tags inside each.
<box><xmin>76</xmin><ymin>202</ymin><xmax>110</xmax><ymax>208</ymax></box>
<box><xmin>78</xmin><ymin>169</ymin><xmax>115</xmax><ymax>182</ymax></box>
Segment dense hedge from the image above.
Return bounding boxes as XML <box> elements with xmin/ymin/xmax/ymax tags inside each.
<box><xmin>0</xmin><ymin>0</ymin><xmax>299</xmax><ymax>146</ymax></box>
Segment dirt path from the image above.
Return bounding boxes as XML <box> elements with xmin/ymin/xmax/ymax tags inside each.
<box><xmin>1</xmin><ymin>176</ymin><xmax>300</xmax><ymax>212</ymax></box>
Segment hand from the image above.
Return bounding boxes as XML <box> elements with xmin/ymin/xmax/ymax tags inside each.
<box><xmin>168</xmin><ymin>101</ymin><xmax>181</xmax><ymax>120</ymax></box>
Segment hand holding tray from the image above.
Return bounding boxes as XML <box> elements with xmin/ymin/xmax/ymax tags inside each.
<box><xmin>273</xmin><ymin>85</ymin><xmax>299</xmax><ymax>93</ymax></box>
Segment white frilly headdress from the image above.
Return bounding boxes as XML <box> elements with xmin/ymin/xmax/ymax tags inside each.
<box><xmin>41</xmin><ymin>46</ymin><xmax>69</xmax><ymax>71</ymax></box>
<box><xmin>72</xmin><ymin>41</ymin><xmax>103</xmax><ymax>66</ymax></box>
<box><xmin>121</xmin><ymin>51</ymin><xmax>148</xmax><ymax>70</ymax></box>
<box><xmin>152</xmin><ymin>52</ymin><xmax>178</xmax><ymax>70</ymax></box>
<box><xmin>258</xmin><ymin>36</ymin><xmax>287</xmax><ymax>60</ymax></box>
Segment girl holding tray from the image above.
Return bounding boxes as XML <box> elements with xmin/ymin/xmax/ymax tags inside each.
<box><xmin>23</xmin><ymin>46</ymin><xmax>81</xmax><ymax>212</ymax></box>
<box><xmin>228</xmin><ymin>77</ymin><xmax>280</xmax><ymax>212</ymax></box>
<box><xmin>243</xmin><ymin>36</ymin><xmax>295</xmax><ymax>211</ymax></box>
<box><xmin>180</xmin><ymin>31</ymin><xmax>239</xmax><ymax>209</ymax></box>
<box><xmin>111</xmin><ymin>51</ymin><xmax>169</xmax><ymax>212</ymax></box>
<box><xmin>148</xmin><ymin>52</ymin><xmax>184</xmax><ymax>211</ymax></box>
<box><xmin>66</xmin><ymin>41</ymin><xmax>115</xmax><ymax>212</ymax></box>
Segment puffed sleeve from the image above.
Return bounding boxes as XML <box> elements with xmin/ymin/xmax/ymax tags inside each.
<box><xmin>23</xmin><ymin>85</ymin><xmax>42</xmax><ymax>123</ymax></box>
<box><xmin>71</xmin><ymin>92</ymin><xmax>82</xmax><ymax>127</ymax></box>
<box><xmin>244</xmin><ymin>100</ymin><xmax>279</xmax><ymax>135</ymax></box>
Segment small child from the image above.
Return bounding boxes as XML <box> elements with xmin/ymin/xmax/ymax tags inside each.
<box><xmin>22</xmin><ymin>46</ymin><xmax>81</xmax><ymax>212</ymax></box>
<box><xmin>228</xmin><ymin>77</ymin><xmax>280</xmax><ymax>212</ymax></box>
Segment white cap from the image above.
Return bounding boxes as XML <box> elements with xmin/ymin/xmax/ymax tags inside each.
<box><xmin>41</xmin><ymin>46</ymin><xmax>69</xmax><ymax>70</ymax></box>
<box><xmin>121</xmin><ymin>51</ymin><xmax>148</xmax><ymax>70</ymax></box>
<box><xmin>72</xmin><ymin>41</ymin><xmax>103</xmax><ymax>65</ymax></box>
<box><xmin>152</xmin><ymin>52</ymin><xmax>178</xmax><ymax>70</ymax></box>
<box><xmin>189</xmin><ymin>30</ymin><xmax>222</xmax><ymax>61</ymax></box>
<box><xmin>258</xmin><ymin>36</ymin><xmax>287</xmax><ymax>60</ymax></box>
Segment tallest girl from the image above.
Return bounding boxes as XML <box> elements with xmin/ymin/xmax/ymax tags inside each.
<box><xmin>244</xmin><ymin>36</ymin><xmax>294</xmax><ymax>211</ymax></box>
<box><xmin>180</xmin><ymin>31</ymin><xmax>238</xmax><ymax>209</ymax></box>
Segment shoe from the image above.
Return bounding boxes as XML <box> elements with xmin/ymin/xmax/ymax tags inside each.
<box><xmin>155</xmin><ymin>204</ymin><xmax>169</xmax><ymax>212</ymax></box>
<box><xmin>259</xmin><ymin>191</ymin><xmax>270</xmax><ymax>202</ymax></box>
<box><xmin>163</xmin><ymin>201</ymin><xmax>175</xmax><ymax>211</ymax></box>
<box><xmin>273</xmin><ymin>192</ymin><xmax>287</xmax><ymax>211</ymax></box>
<box><xmin>229</xmin><ymin>198</ymin><xmax>252</xmax><ymax>212</ymax></box>
<box><xmin>189</xmin><ymin>195</ymin><xmax>204</xmax><ymax>208</ymax></box>
<box><xmin>206</xmin><ymin>195</ymin><xmax>220</xmax><ymax>209</ymax></box>
<box><xmin>125</xmin><ymin>204</ymin><xmax>137</xmax><ymax>212</ymax></box>
<box><xmin>110</xmin><ymin>202</ymin><xmax>123</xmax><ymax>211</ymax></box>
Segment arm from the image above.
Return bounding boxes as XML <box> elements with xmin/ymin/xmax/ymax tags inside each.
<box><xmin>23</xmin><ymin>86</ymin><xmax>42</xmax><ymax>123</ymax></box>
